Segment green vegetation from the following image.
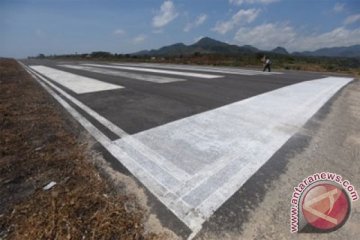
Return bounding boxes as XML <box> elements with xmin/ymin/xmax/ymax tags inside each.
<box><xmin>29</xmin><ymin>37</ymin><xmax>360</xmax><ymax>75</ymax></box>
<box><xmin>31</xmin><ymin>51</ymin><xmax>360</xmax><ymax>76</ymax></box>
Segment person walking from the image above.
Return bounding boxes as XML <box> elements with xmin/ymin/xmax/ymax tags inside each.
<box><xmin>263</xmin><ymin>56</ymin><xmax>271</xmax><ymax>72</ymax></box>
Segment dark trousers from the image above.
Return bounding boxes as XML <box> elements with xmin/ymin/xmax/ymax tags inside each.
<box><xmin>263</xmin><ymin>64</ymin><xmax>271</xmax><ymax>72</ymax></box>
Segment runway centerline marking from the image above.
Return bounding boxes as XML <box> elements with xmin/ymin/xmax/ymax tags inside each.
<box><xmin>112</xmin><ymin>62</ymin><xmax>283</xmax><ymax>75</ymax></box>
<box><xmin>29</xmin><ymin>65</ymin><xmax>123</xmax><ymax>94</ymax></box>
<box><xmin>82</xmin><ymin>63</ymin><xmax>224</xmax><ymax>79</ymax></box>
<box><xmin>59</xmin><ymin>64</ymin><xmax>186</xmax><ymax>83</ymax></box>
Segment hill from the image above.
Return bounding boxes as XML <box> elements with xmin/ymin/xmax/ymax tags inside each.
<box><xmin>293</xmin><ymin>45</ymin><xmax>360</xmax><ymax>58</ymax></box>
<box><xmin>272</xmin><ymin>47</ymin><xmax>289</xmax><ymax>55</ymax></box>
<box><xmin>133</xmin><ymin>37</ymin><xmax>259</xmax><ymax>56</ymax></box>
<box><xmin>134</xmin><ymin>37</ymin><xmax>359</xmax><ymax>58</ymax></box>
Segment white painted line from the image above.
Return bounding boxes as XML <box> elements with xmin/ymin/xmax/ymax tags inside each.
<box><xmin>20</xmin><ymin>62</ymin><xmax>199</xmax><ymax>234</ymax></box>
<box><xmin>26</xmin><ymin>64</ymin><xmax>190</xmax><ymax>184</ymax></box>
<box><xmin>60</xmin><ymin>64</ymin><xmax>186</xmax><ymax>83</ymax></box>
<box><xmin>111</xmin><ymin>63</ymin><xmax>255</xmax><ymax>76</ymax></box>
<box><xmin>112</xmin><ymin>62</ymin><xmax>283</xmax><ymax>75</ymax></box>
<box><xmin>21</xmin><ymin>60</ymin><xmax>353</xmax><ymax>237</ymax></box>
<box><xmin>29</xmin><ymin>65</ymin><xmax>123</xmax><ymax>94</ymax></box>
<box><xmin>114</xmin><ymin>76</ymin><xmax>352</xmax><ymax>231</ymax></box>
<box><xmin>82</xmin><ymin>63</ymin><xmax>224</xmax><ymax>79</ymax></box>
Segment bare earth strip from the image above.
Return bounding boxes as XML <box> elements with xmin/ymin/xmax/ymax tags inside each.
<box><xmin>197</xmin><ymin>80</ymin><xmax>360</xmax><ymax>239</ymax></box>
<box><xmin>0</xmin><ymin>59</ymin><xmax>176</xmax><ymax>240</ymax></box>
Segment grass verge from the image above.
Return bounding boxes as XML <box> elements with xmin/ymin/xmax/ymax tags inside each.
<box><xmin>0</xmin><ymin>59</ymin><xmax>166</xmax><ymax>240</ymax></box>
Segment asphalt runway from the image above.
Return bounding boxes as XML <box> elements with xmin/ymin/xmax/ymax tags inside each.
<box><xmin>20</xmin><ymin>60</ymin><xmax>353</xmax><ymax>238</ymax></box>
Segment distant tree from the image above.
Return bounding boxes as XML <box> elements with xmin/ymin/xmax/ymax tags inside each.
<box><xmin>37</xmin><ymin>53</ymin><xmax>45</xmax><ymax>59</ymax></box>
<box><xmin>193</xmin><ymin>52</ymin><xmax>201</xmax><ymax>57</ymax></box>
<box><xmin>90</xmin><ymin>51</ymin><xmax>112</xmax><ymax>58</ymax></box>
<box><xmin>256</xmin><ymin>52</ymin><xmax>264</xmax><ymax>60</ymax></box>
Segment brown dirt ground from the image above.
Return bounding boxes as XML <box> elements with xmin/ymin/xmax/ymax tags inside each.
<box><xmin>0</xmin><ymin>59</ymin><xmax>172</xmax><ymax>240</ymax></box>
<box><xmin>196</xmin><ymin>78</ymin><xmax>360</xmax><ymax>239</ymax></box>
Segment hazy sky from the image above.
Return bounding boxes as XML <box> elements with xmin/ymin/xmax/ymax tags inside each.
<box><xmin>1</xmin><ymin>0</ymin><xmax>359</xmax><ymax>58</ymax></box>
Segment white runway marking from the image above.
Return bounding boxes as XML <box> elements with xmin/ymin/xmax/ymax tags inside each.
<box><xmin>60</xmin><ymin>64</ymin><xmax>186</xmax><ymax>83</ymax></box>
<box><xmin>82</xmin><ymin>63</ymin><xmax>224</xmax><ymax>79</ymax></box>
<box><xmin>112</xmin><ymin>62</ymin><xmax>283</xmax><ymax>75</ymax></box>
<box><xmin>114</xmin><ymin>76</ymin><xmax>352</xmax><ymax>231</ymax></box>
<box><xmin>22</xmin><ymin>61</ymin><xmax>199</xmax><ymax>232</ymax></box>
<box><xmin>22</xmin><ymin>60</ymin><xmax>353</xmax><ymax>237</ymax></box>
<box><xmin>29</xmin><ymin>65</ymin><xmax>123</xmax><ymax>94</ymax></box>
<box><xmin>25</xmin><ymin>65</ymin><xmax>190</xmax><ymax>183</ymax></box>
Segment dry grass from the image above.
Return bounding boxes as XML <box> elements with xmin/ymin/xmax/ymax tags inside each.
<box><xmin>0</xmin><ymin>59</ymin><xmax>164</xmax><ymax>240</ymax></box>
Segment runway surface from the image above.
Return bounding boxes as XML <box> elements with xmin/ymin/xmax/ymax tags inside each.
<box><xmin>20</xmin><ymin>60</ymin><xmax>353</xmax><ymax>238</ymax></box>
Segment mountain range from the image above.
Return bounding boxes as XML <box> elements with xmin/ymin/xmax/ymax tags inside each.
<box><xmin>133</xmin><ymin>37</ymin><xmax>360</xmax><ymax>58</ymax></box>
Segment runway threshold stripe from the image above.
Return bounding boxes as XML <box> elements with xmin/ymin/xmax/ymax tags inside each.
<box><xmin>28</xmin><ymin>64</ymin><xmax>191</xmax><ymax>181</ymax></box>
<box><xmin>82</xmin><ymin>63</ymin><xmax>224</xmax><ymax>79</ymax></box>
<box><xmin>60</xmin><ymin>64</ymin><xmax>186</xmax><ymax>83</ymax></box>
<box><xmin>21</xmin><ymin>62</ymin><xmax>198</xmax><ymax>232</ymax></box>
<box><xmin>29</xmin><ymin>65</ymin><xmax>123</xmax><ymax>94</ymax></box>
<box><xmin>26</xmin><ymin>65</ymin><xmax>190</xmax><ymax>183</ymax></box>
<box><xmin>114</xmin><ymin>76</ymin><xmax>352</xmax><ymax>231</ymax></box>
<box><xmin>22</xmin><ymin>63</ymin><xmax>182</xmax><ymax>206</ymax></box>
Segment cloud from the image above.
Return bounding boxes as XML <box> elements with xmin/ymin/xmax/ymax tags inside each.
<box><xmin>184</xmin><ymin>14</ymin><xmax>207</xmax><ymax>32</ymax></box>
<box><xmin>133</xmin><ymin>34</ymin><xmax>147</xmax><ymax>44</ymax></box>
<box><xmin>229</xmin><ymin>0</ymin><xmax>279</xmax><ymax>5</ymax></box>
<box><xmin>233</xmin><ymin>23</ymin><xmax>360</xmax><ymax>51</ymax></box>
<box><xmin>333</xmin><ymin>3</ymin><xmax>345</xmax><ymax>13</ymax></box>
<box><xmin>296</xmin><ymin>27</ymin><xmax>360</xmax><ymax>51</ymax></box>
<box><xmin>234</xmin><ymin>23</ymin><xmax>295</xmax><ymax>49</ymax></box>
<box><xmin>152</xmin><ymin>0</ymin><xmax>178</xmax><ymax>28</ymax></box>
<box><xmin>344</xmin><ymin>14</ymin><xmax>360</xmax><ymax>25</ymax></box>
<box><xmin>113</xmin><ymin>29</ymin><xmax>126</xmax><ymax>35</ymax></box>
<box><xmin>152</xmin><ymin>29</ymin><xmax>164</xmax><ymax>34</ymax></box>
<box><xmin>212</xmin><ymin>8</ymin><xmax>260</xmax><ymax>34</ymax></box>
